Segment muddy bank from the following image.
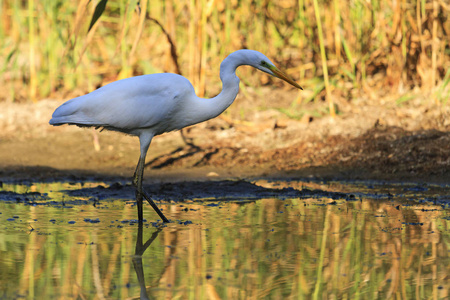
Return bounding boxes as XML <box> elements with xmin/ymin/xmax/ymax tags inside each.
<box><xmin>0</xmin><ymin>93</ymin><xmax>448</xmax><ymax>184</ymax></box>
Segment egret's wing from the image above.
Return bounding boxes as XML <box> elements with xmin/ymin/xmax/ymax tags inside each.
<box><xmin>50</xmin><ymin>74</ymin><xmax>192</xmax><ymax>133</ymax></box>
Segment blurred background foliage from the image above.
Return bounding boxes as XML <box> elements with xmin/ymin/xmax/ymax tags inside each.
<box><xmin>0</xmin><ymin>0</ymin><xmax>449</xmax><ymax>108</ymax></box>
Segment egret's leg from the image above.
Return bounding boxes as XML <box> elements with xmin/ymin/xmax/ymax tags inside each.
<box><xmin>133</xmin><ymin>134</ymin><xmax>170</xmax><ymax>223</ymax></box>
<box><xmin>132</xmin><ymin>155</ymin><xmax>169</xmax><ymax>223</ymax></box>
<box><xmin>133</xmin><ymin>156</ymin><xmax>145</xmax><ymax>221</ymax></box>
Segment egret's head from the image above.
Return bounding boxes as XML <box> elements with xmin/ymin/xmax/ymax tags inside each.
<box><xmin>247</xmin><ymin>51</ymin><xmax>303</xmax><ymax>90</ymax></box>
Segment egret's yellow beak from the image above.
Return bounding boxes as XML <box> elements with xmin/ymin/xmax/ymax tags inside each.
<box><xmin>269</xmin><ymin>65</ymin><xmax>303</xmax><ymax>90</ymax></box>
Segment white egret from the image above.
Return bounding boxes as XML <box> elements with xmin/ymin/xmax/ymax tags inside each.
<box><xmin>49</xmin><ymin>49</ymin><xmax>302</xmax><ymax>223</ymax></box>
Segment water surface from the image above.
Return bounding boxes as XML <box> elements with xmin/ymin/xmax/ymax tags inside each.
<box><xmin>0</xmin><ymin>179</ymin><xmax>449</xmax><ymax>299</ymax></box>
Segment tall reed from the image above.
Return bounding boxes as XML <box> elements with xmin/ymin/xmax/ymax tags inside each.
<box><xmin>0</xmin><ymin>0</ymin><xmax>448</xmax><ymax>110</ymax></box>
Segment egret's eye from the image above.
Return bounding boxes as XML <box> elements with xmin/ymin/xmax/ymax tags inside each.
<box><xmin>261</xmin><ymin>60</ymin><xmax>267</xmax><ymax>66</ymax></box>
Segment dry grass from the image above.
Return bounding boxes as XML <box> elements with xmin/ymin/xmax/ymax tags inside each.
<box><xmin>0</xmin><ymin>0</ymin><xmax>449</xmax><ymax>110</ymax></box>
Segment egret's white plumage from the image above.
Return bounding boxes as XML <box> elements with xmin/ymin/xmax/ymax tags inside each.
<box><xmin>50</xmin><ymin>49</ymin><xmax>302</xmax><ymax>222</ymax></box>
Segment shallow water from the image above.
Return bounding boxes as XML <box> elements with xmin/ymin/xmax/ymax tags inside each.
<box><xmin>0</xmin><ymin>179</ymin><xmax>449</xmax><ymax>299</ymax></box>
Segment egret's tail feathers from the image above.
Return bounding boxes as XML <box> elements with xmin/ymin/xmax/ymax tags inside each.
<box><xmin>49</xmin><ymin>116</ymin><xmax>98</xmax><ymax>126</ymax></box>
<box><xmin>49</xmin><ymin>96</ymin><xmax>98</xmax><ymax>126</ymax></box>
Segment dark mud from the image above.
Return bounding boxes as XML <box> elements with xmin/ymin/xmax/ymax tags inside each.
<box><xmin>2</xmin><ymin>179</ymin><xmax>448</xmax><ymax>208</ymax></box>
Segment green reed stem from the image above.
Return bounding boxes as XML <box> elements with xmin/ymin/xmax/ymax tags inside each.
<box><xmin>313</xmin><ymin>0</ymin><xmax>335</xmax><ymax>117</ymax></box>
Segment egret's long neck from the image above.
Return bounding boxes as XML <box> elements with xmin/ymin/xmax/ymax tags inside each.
<box><xmin>190</xmin><ymin>53</ymin><xmax>243</xmax><ymax>123</ymax></box>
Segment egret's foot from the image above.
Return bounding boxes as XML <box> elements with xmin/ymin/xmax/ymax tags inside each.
<box><xmin>132</xmin><ymin>185</ymin><xmax>170</xmax><ymax>223</ymax></box>
<box><xmin>141</xmin><ymin>188</ymin><xmax>170</xmax><ymax>223</ymax></box>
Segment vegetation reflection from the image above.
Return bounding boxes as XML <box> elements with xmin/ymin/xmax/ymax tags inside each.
<box><xmin>0</xmin><ymin>182</ymin><xmax>448</xmax><ymax>299</ymax></box>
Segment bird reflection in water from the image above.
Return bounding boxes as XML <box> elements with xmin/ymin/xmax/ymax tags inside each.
<box><xmin>132</xmin><ymin>224</ymin><xmax>162</xmax><ymax>300</ymax></box>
